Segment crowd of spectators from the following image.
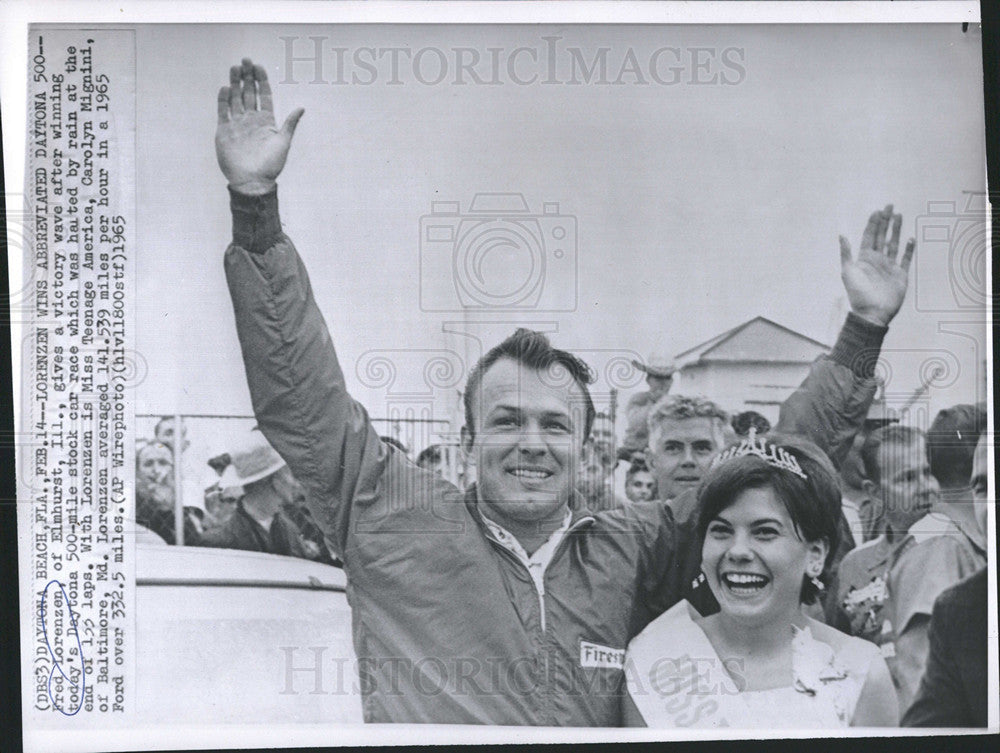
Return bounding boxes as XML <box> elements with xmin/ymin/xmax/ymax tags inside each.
<box><xmin>134</xmin><ymin>421</ymin><xmax>338</xmax><ymax>565</ymax></box>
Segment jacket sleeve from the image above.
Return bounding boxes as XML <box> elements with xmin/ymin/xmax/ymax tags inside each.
<box><xmin>629</xmin><ymin>502</ymin><xmax>684</xmax><ymax>635</ymax></box>
<box><xmin>223</xmin><ymin>188</ymin><xmax>386</xmax><ymax>556</ymax></box>
<box><xmin>889</xmin><ymin>535</ymin><xmax>970</xmax><ymax>714</ymax></box>
<box><xmin>893</xmin><ymin>614</ymin><xmax>931</xmax><ymax>715</ymax></box>
<box><xmin>901</xmin><ymin>595</ymin><xmax>969</xmax><ymax>727</ymax></box>
<box><xmin>774</xmin><ymin>312</ymin><xmax>887</xmax><ymax>470</ymax></box>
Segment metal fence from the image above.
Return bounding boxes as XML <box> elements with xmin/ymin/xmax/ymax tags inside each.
<box><xmin>136</xmin><ymin>413</ymin><xmax>470</xmax><ymax>545</ymax></box>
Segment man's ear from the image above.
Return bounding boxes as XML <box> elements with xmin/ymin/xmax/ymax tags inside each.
<box><xmin>862</xmin><ymin>478</ymin><xmax>879</xmax><ymax>500</ymax></box>
<box><xmin>644</xmin><ymin>445</ymin><xmax>656</xmax><ymax>470</ymax></box>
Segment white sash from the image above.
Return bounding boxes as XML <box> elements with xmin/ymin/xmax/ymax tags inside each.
<box><xmin>625</xmin><ymin>602</ymin><xmax>754</xmax><ymax>728</ymax></box>
<box><xmin>626</xmin><ymin>602</ymin><xmax>869</xmax><ymax>728</ymax></box>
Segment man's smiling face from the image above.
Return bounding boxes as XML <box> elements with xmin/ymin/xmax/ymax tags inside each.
<box><xmin>465</xmin><ymin>357</ymin><xmax>587</xmax><ymax>530</ymax></box>
<box><xmin>869</xmin><ymin>435</ymin><xmax>940</xmax><ymax>535</ymax></box>
<box><xmin>647</xmin><ymin>416</ymin><xmax>726</xmax><ymax>500</ymax></box>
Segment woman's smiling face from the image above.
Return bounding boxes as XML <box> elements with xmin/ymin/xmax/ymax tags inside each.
<box><xmin>702</xmin><ymin>486</ymin><xmax>827</xmax><ymax>626</ymax></box>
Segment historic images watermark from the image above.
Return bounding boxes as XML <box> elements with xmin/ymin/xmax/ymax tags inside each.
<box><xmin>279</xmin><ymin>36</ymin><xmax>747</xmax><ymax>87</ymax></box>
<box><xmin>278</xmin><ymin>646</ymin><xmax>748</xmax><ymax>700</ymax></box>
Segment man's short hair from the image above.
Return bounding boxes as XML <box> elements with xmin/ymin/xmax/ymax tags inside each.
<box><xmin>463</xmin><ymin>328</ymin><xmax>596</xmax><ymax>440</ymax></box>
<box><xmin>732</xmin><ymin>410</ymin><xmax>772</xmax><ymax>437</ymax></box>
<box><xmin>861</xmin><ymin>424</ymin><xmax>925</xmax><ymax>486</ymax></box>
<box><xmin>626</xmin><ymin>457</ymin><xmax>650</xmax><ymax>481</ymax></box>
<box><xmin>136</xmin><ymin>441</ymin><xmax>173</xmax><ymax>467</ymax></box>
<box><xmin>154</xmin><ymin>415</ymin><xmax>175</xmax><ymax>437</ymax></box>
<box><xmin>927</xmin><ymin>403</ymin><xmax>987</xmax><ymax>488</ymax></box>
<box><xmin>647</xmin><ymin>395</ymin><xmax>730</xmax><ymax>439</ymax></box>
<box><xmin>628</xmin><ymin>453</ymin><xmax>650</xmax><ymax>472</ymax></box>
<box><xmin>416</xmin><ymin>444</ymin><xmax>442</xmax><ymax>467</ymax></box>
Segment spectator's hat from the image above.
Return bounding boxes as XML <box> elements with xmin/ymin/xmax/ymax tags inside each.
<box><xmin>219</xmin><ymin>429</ymin><xmax>286</xmax><ymax>491</ymax></box>
<box><xmin>631</xmin><ymin>352</ymin><xmax>676</xmax><ymax>379</ymax></box>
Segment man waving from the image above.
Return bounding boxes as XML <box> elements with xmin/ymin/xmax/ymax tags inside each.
<box><xmin>217</xmin><ymin>58</ymin><xmax>915</xmax><ymax>725</ymax></box>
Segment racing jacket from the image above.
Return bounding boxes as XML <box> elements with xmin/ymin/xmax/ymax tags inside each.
<box><xmin>224</xmin><ymin>188</ymin><xmax>886</xmax><ymax>726</ymax></box>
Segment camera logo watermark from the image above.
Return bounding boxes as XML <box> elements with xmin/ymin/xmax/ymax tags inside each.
<box><xmin>419</xmin><ymin>193</ymin><xmax>577</xmax><ymax>312</ymax></box>
<box><xmin>280</xmin><ymin>36</ymin><xmax>747</xmax><ymax>87</ymax></box>
<box><xmin>913</xmin><ymin>191</ymin><xmax>991</xmax><ymax>313</ymax></box>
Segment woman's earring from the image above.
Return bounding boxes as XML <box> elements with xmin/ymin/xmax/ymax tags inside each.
<box><xmin>809</xmin><ymin>569</ymin><xmax>825</xmax><ymax>592</ymax></box>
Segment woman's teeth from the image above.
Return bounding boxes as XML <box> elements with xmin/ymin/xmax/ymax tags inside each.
<box><xmin>722</xmin><ymin>573</ymin><xmax>768</xmax><ymax>594</ymax></box>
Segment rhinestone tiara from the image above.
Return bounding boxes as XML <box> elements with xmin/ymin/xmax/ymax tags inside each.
<box><xmin>711</xmin><ymin>427</ymin><xmax>808</xmax><ymax>480</ymax></box>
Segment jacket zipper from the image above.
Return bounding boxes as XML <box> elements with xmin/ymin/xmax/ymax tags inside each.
<box><xmin>484</xmin><ymin>516</ymin><xmax>595</xmax><ymax>636</ymax></box>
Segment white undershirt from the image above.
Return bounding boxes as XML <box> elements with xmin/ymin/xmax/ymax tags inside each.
<box><xmin>481</xmin><ymin>509</ymin><xmax>574</xmax><ymax>632</ymax></box>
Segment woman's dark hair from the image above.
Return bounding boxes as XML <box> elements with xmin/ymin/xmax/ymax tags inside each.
<box><xmin>695</xmin><ymin>432</ymin><xmax>842</xmax><ymax>604</ymax></box>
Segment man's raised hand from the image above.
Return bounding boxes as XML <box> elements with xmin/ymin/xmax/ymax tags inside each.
<box><xmin>839</xmin><ymin>204</ymin><xmax>916</xmax><ymax>327</ymax></box>
<box><xmin>216</xmin><ymin>58</ymin><xmax>304</xmax><ymax>195</ymax></box>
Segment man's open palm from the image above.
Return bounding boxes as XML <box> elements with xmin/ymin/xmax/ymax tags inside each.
<box><xmin>216</xmin><ymin>58</ymin><xmax>304</xmax><ymax>195</ymax></box>
<box><xmin>840</xmin><ymin>205</ymin><xmax>915</xmax><ymax>327</ymax></box>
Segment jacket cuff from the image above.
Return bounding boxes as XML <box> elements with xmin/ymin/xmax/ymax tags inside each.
<box><xmin>829</xmin><ymin>312</ymin><xmax>888</xmax><ymax>379</ymax></box>
<box><xmin>230</xmin><ymin>187</ymin><xmax>282</xmax><ymax>254</ymax></box>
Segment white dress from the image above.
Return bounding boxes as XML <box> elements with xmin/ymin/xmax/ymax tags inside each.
<box><xmin>625</xmin><ymin>601</ymin><xmax>878</xmax><ymax>728</ymax></box>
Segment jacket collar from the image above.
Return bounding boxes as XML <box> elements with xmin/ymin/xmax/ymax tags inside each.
<box><xmin>464</xmin><ymin>484</ymin><xmax>596</xmax><ymax>539</ymax></box>
<box><xmin>911</xmin><ymin>502</ymin><xmax>987</xmax><ymax>553</ymax></box>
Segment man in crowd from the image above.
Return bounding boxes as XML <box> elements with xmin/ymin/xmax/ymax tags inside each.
<box><xmin>216</xmin><ymin>58</ymin><xmax>913</xmax><ymax>725</ymax></box>
<box><xmin>927</xmin><ymin>403</ymin><xmax>987</xmax><ymax>540</ymax></box>
<box><xmin>826</xmin><ymin>423</ymin><xmax>985</xmax><ymax>713</ymax></box>
<box><xmin>624</xmin><ymin>458</ymin><xmax>656</xmax><ymax>503</ymax></box>
<box><xmin>887</xmin><ymin>420</ymin><xmax>987</xmax><ymax>711</ymax></box>
<box><xmin>575</xmin><ymin>440</ymin><xmax>625</xmax><ymax>512</ymax></box>
<box><xmin>135</xmin><ymin>441</ymin><xmax>204</xmax><ymax>545</ymax></box>
<box><xmin>970</xmin><ymin>431</ymin><xmax>989</xmax><ymax>533</ymax></box>
<box><xmin>619</xmin><ymin>353</ymin><xmax>676</xmax><ymax>462</ymax></box>
<box><xmin>137</xmin><ymin>439</ymin><xmax>173</xmax><ymax>488</ymax></box>
<box><xmin>155</xmin><ymin>415</ymin><xmax>189</xmax><ymax>454</ymax></box>
<box><xmin>902</xmin><ymin>432</ymin><xmax>989</xmax><ymax>727</ymax></box>
<box><xmin>154</xmin><ymin>415</ymin><xmax>214</xmax><ymax>523</ymax></box>
<box><xmin>644</xmin><ymin>395</ymin><xmax>732</xmax><ymax>524</ymax></box>
<box><xmin>826</xmin><ymin>426</ymin><xmax>937</xmax><ymax>651</ymax></box>
<box><xmin>201</xmin><ymin>429</ymin><xmax>329</xmax><ymax>561</ymax></box>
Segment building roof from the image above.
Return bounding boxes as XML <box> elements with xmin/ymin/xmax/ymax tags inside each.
<box><xmin>675</xmin><ymin>316</ymin><xmax>830</xmax><ymax>367</ymax></box>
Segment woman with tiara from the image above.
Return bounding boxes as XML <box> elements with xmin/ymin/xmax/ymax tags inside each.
<box><xmin>624</xmin><ymin>430</ymin><xmax>898</xmax><ymax>728</ymax></box>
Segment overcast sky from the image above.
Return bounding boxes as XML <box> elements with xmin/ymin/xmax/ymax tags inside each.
<box><xmin>134</xmin><ymin>22</ymin><xmax>987</xmax><ymax>447</ymax></box>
